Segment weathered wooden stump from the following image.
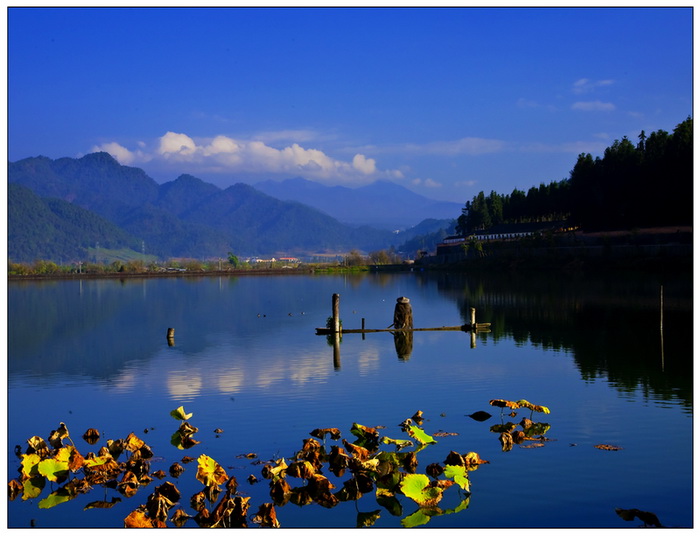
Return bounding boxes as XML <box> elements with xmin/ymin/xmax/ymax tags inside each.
<box><xmin>392</xmin><ymin>297</ymin><xmax>413</xmax><ymax>329</ymax></box>
<box><xmin>167</xmin><ymin>327</ymin><xmax>175</xmax><ymax>346</ymax></box>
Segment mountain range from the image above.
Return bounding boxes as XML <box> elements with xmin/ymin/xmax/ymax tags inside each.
<box><xmin>255</xmin><ymin>177</ymin><xmax>462</xmax><ymax>229</ymax></box>
<box><xmin>8</xmin><ymin>153</ymin><xmax>457</xmax><ymax>263</ymax></box>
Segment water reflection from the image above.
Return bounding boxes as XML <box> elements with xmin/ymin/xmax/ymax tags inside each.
<box><xmin>426</xmin><ymin>269</ymin><xmax>692</xmax><ymax>409</ymax></box>
<box><xmin>9</xmin><ymin>269</ymin><xmax>692</xmax><ymax>410</ymax></box>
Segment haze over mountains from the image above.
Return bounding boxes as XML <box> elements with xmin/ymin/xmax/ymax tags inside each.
<box><xmin>8</xmin><ymin>153</ymin><xmax>457</xmax><ymax>263</ymax></box>
<box><xmin>255</xmin><ymin>177</ymin><xmax>462</xmax><ymax>229</ymax></box>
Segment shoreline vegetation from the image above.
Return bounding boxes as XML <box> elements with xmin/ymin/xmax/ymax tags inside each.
<box><xmin>8</xmin><ymin>226</ymin><xmax>692</xmax><ymax>281</ymax></box>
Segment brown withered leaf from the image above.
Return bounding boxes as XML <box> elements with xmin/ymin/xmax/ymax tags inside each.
<box><xmin>342</xmin><ymin>439</ymin><xmax>370</xmax><ymax>461</ymax></box>
<box><xmin>489</xmin><ymin>399</ymin><xmax>520</xmax><ymax>410</ymax></box>
<box><xmin>520</xmin><ymin>442</ymin><xmax>546</xmax><ymax>449</ymax></box>
<box><xmin>328</xmin><ymin>446</ymin><xmax>351</xmax><ymax>472</ymax></box>
<box><xmin>190</xmin><ymin>490</ymin><xmax>207</xmax><ymax>512</ymax></box>
<box><xmin>595</xmin><ymin>444</ymin><xmax>624</xmax><ymax>451</ymax></box>
<box><xmin>170</xmin><ymin>508</ymin><xmax>191</xmax><ymax>528</ymax></box>
<box><xmin>402</xmin><ymin>451</ymin><xmax>419</xmax><ymax>473</ymax></box>
<box><xmin>287</xmin><ymin>460</ymin><xmax>317</xmax><ymax>480</ymax></box>
<box><xmin>117</xmin><ymin>471</ymin><xmax>140</xmax><ymax>498</ymax></box>
<box><xmin>169</xmin><ymin>462</ymin><xmax>185</xmax><ymax>478</ymax></box>
<box><xmin>499</xmin><ymin>432</ymin><xmax>513</xmax><ymax>452</ymax></box>
<box><xmin>270</xmin><ymin>477</ymin><xmax>292</xmax><ymax>505</ymax></box>
<box><xmin>444</xmin><ymin>451</ymin><xmax>465</xmax><ymax>467</ymax></box>
<box><xmin>107</xmin><ymin>439</ymin><xmax>125</xmax><ymax>460</ymax></box>
<box><xmin>84</xmin><ymin>497</ymin><xmax>122</xmax><ymax>510</ymax></box>
<box><xmin>124</xmin><ymin>507</ymin><xmax>167</xmax><ymax>528</ymax></box>
<box><xmin>225</xmin><ymin>476</ymin><xmax>239</xmax><ymax>493</ymax></box>
<box><xmin>26</xmin><ymin>436</ymin><xmax>50</xmax><ymax>458</ymax></box>
<box><xmin>82</xmin><ymin>428</ymin><xmax>100</xmax><ymax>445</ymax></box>
<box><xmin>315</xmin><ymin>491</ymin><xmax>340</xmax><ymax>509</ymax></box>
<box><xmin>48</xmin><ymin>423</ymin><xmax>71</xmax><ymax>449</ymax></box>
<box><xmin>252</xmin><ymin>502</ymin><xmax>280</xmax><ymax>527</ymax></box>
<box><xmin>300</xmin><ymin>437</ymin><xmax>322</xmax><ymax>453</ymax></box>
<box><xmin>289</xmin><ymin>487</ymin><xmax>313</xmax><ymax>507</ymax></box>
<box><xmin>65</xmin><ymin>446</ymin><xmax>85</xmax><ymax>473</ymax></box>
<box><xmin>426</xmin><ymin>463</ymin><xmax>444</xmax><ymax>479</ymax></box>
<box><xmin>463</xmin><ymin>451</ymin><xmax>489</xmax><ymax>466</ymax></box>
<box><xmin>306</xmin><ymin>473</ymin><xmax>335</xmax><ymax>497</ymax></box>
<box><xmin>64</xmin><ymin>477</ymin><xmax>92</xmax><ymax>496</ymax></box>
<box><xmin>431</xmin><ymin>479</ymin><xmax>456</xmax><ymax>490</ymax></box>
<box><xmin>152</xmin><ymin>470</ymin><xmax>167</xmax><ymax>479</ymax></box>
<box><xmin>146</xmin><ymin>482</ymin><xmax>181</xmax><ymax>521</ymax></box>
<box><xmin>8</xmin><ymin>479</ymin><xmax>23</xmax><ymax>501</ymax></box>
<box><xmin>310</xmin><ymin>428</ymin><xmax>342</xmax><ymax>441</ymax></box>
<box><xmin>124</xmin><ymin>433</ymin><xmax>146</xmax><ymax>453</ymax></box>
<box><xmin>511</xmin><ymin>430</ymin><xmax>526</xmax><ymax>444</ymax></box>
<box><xmin>433</xmin><ymin>430</ymin><xmax>458</xmax><ymax>437</ymax></box>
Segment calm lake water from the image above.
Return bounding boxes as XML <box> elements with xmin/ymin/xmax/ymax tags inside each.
<box><xmin>7</xmin><ymin>269</ymin><xmax>693</xmax><ymax>528</ymax></box>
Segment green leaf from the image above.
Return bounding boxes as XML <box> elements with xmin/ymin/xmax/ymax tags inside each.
<box><xmin>22</xmin><ymin>476</ymin><xmax>45</xmax><ymax>500</ymax></box>
<box><xmin>406</xmin><ymin>425</ymin><xmax>436</xmax><ymax>445</ymax></box>
<box><xmin>37</xmin><ymin>457</ymin><xmax>69</xmax><ymax>483</ymax></box>
<box><xmin>400</xmin><ymin>473</ymin><xmax>443</xmax><ymax>506</ymax></box>
<box><xmin>170</xmin><ymin>406</ymin><xmax>193</xmax><ymax>421</ymax></box>
<box><xmin>443</xmin><ymin>464</ymin><xmax>470</xmax><ymax>492</ymax></box>
<box><xmin>401</xmin><ymin>507</ymin><xmax>441</xmax><ymax>528</ymax></box>
<box><xmin>38</xmin><ymin>487</ymin><xmax>74</xmax><ymax>509</ymax></box>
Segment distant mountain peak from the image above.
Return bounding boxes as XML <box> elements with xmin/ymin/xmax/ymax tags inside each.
<box><xmin>255</xmin><ymin>177</ymin><xmax>462</xmax><ymax>229</ymax></box>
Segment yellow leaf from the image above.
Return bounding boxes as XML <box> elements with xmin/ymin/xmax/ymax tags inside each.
<box><xmin>196</xmin><ymin>454</ymin><xmax>228</xmax><ymax>487</ymax></box>
<box><xmin>170</xmin><ymin>406</ymin><xmax>193</xmax><ymax>421</ymax></box>
<box><xmin>21</xmin><ymin>453</ymin><xmax>41</xmax><ymax>478</ymax></box>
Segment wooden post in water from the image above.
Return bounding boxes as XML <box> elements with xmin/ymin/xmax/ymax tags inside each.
<box><xmin>332</xmin><ymin>293</ymin><xmax>341</xmax><ymax>333</ymax></box>
<box><xmin>167</xmin><ymin>328</ymin><xmax>175</xmax><ymax>346</ymax></box>
<box><xmin>393</xmin><ymin>297</ymin><xmax>413</xmax><ymax>329</ymax></box>
<box><xmin>470</xmin><ymin>308</ymin><xmax>476</xmax><ymax>327</ymax></box>
<box><xmin>660</xmin><ymin>285</ymin><xmax>665</xmax><ymax>372</ymax></box>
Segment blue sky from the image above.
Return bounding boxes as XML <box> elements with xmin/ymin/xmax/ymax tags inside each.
<box><xmin>7</xmin><ymin>6</ymin><xmax>693</xmax><ymax>202</ymax></box>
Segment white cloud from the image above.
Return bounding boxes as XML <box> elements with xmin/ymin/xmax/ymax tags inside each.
<box><xmin>571</xmin><ymin>100</ymin><xmax>616</xmax><ymax>112</ymax></box>
<box><xmin>572</xmin><ymin>78</ymin><xmax>614</xmax><ymax>94</ymax></box>
<box><xmin>158</xmin><ymin>131</ymin><xmax>198</xmax><ymax>157</ymax></box>
<box><xmin>91</xmin><ymin>141</ymin><xmax>147</xmax><ymax>165</ymax></box>
<box><xmin>92</xmin><ymin>131</ymin><xmax>400</xmax><ymax>185</ymax></box>
<box><xmin>352</xmin><ymin>154</ymin><xmax>376</xmax><ymax>174</ymax></box>
<box><xmin>410</xmin><ymin>177</ymin><xmax>442</xmax><ymax>188</ymax></box>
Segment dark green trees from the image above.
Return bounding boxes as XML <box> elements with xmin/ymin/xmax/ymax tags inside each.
<box><xmin>457</xmin><ymin>117</ymin><xmax>692</xmax><ymax>235</ymax></box>
<box><xmin>570</xmin><ymin>117</ymin><xmax>692</xmax><ymax>230</ymax></box>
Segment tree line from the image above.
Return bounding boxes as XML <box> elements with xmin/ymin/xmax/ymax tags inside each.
<box><xmin>456</xmin><ymin>117</ymin><xmax>692</xmax><ymax>235</ymax></box>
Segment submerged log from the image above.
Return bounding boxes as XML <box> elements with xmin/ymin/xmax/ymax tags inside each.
<box><xmin>315</xmin><ymin>323</ymin><xmax>490</xmax><ymax>335</ymax></box>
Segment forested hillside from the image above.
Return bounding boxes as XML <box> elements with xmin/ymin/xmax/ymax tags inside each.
<box><xmin>456</xmin><ymin>117</ymin><xmax>692</xmax><ymax>235</ymax></box>
<box><xmin>8</xmin><ymin>153</ymin><xmax>396</xmax><ymax>261</ymax></box>
<box><xmin>8</xmin><ymin>183</ymin><xmax>141</xmax><ymax>263</ymax></box>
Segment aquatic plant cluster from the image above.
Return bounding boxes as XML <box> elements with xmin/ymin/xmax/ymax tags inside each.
<box><xmin>9</xmin><ymin>402</ymin><xmax>554</xmax><ymax>528</ymax></box>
